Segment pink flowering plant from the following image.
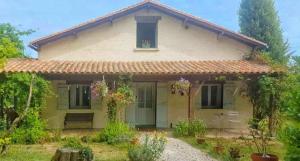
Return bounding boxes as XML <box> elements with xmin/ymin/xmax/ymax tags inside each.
<box><xmin>173</xmin><ymin>78</ymin><xmax>191</xmax><ymax>96</ymax></box>
<box><xmin>91</xmin><ymin>80</ymin><xmax>108</xmax><ymax>100</ymax></box>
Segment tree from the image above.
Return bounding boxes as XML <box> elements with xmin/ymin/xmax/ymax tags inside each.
<box><xmin>0</xmin><ymin>23</ymin><xmax>50</xmax><ymax>153</ymax></box>
<box><xmin>239</xmin><ymin>0</ymin><xmax>290</xmax><ymax>65</ymax></box>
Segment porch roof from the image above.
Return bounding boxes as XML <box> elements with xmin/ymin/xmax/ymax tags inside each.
<box><xmin>2</xmin><ymin>58</ymin><xmax>272</xmax><ymax>75</ymax></box>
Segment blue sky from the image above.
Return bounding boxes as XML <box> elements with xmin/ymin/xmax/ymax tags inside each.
<box><xmin>1</xmin><ymin>0</ymin><xmax>299</xmax><ymax>57</ymax></box>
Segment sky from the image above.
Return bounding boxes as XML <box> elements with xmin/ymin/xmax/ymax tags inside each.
<box><xmin>0</xmin><ymin>0</ymin><xmax>299</xmax><ymax>57</ymax></box>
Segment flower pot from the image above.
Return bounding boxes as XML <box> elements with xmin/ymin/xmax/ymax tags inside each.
<box><xmin>196</xmin><ymin>138</ymin><xmax>205</xmax><ymax>144</ymax></box>
<box><xmin>213</xmin><ymin>146</ymin><xmax>224</xmax><ymax>154</ymax></box>
<box><xmin>251</xmin><ymin>153</ymin><xmax>278</xmax><ymax>161</ymax></box>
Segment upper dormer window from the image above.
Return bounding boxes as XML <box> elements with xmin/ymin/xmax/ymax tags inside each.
<box><xmin>135</xmin><ymin>16</ymin><xmax>161</xmax><ymax>49</ymax></box>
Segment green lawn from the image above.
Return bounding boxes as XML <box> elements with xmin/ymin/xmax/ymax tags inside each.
<box><xmin>179</xmin><ymin>136</ymin><xmax>285</xmax><ymax>161</ymax></box>
<box><xmin>0</xmin><ymin>143</ymin><xmax>128</xmax><ymax>161</ymax></box>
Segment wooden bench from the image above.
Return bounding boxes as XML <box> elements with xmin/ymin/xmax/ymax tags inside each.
<box><xmin>64</xmin><ymin>113</ymin><xmax>94</xmax><ymax>129</ymax></box>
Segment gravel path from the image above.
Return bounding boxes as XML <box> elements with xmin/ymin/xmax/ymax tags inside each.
<box><xmin>159</xmin><ymin>137</ymin><xmax>217</xmax><ymax>161</ymax></box>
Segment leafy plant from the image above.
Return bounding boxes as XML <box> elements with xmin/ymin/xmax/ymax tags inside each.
<box><xmin>228</xmin><ymin>146</ymin><xmax>241</xmax><ymax>159</ymax></box>
<box><xmin>189</xmin><ymin>119</ymin><xmax>207</xmax><ymax>137</ymax></box>
<box><xmin>11</xmin><ymin>110</ymin><xmax>46</xmax><ymax>144</ymax></box>
<box><xmin>279</xmin><ymin>126</ymin><xmax>300</xmax><ymax>161</ymax></box>
<box><xmin>173</xmin><ymin>120</ymin><xmax>189</xmax><ymax>137</ymax></box>
<box><xmin>98</xmin><ymin>121</ymin><xmax>134</xmax><ymax>144</ymax></box>
<box><xmin>173</xmin><ymin>78</ymin><xmax>191</xmax><ymax>96</ymax></box>
<box><xmin>128</xmin><ymin>134</ymin><xmax>166</xmax><ymax>161</ymax></box>
<box><xmin>80</xmin><ymin>146</ymin><xmax>94</xmax><ymax>161</ymax></box>
<box><xmin>249</xmin><ymin>118</ymin><xmax>272</xmax><ymax>157</ymax></box>
<box><xmin>62</xmin><ymin>137</ymin><xmax>94</xmax><ymax>161</ymax></box>
<box><xmin>63</xmin><ymin>137</ymin><xmax>83</xmax><ymax>149</ymax></box>
<box><xmin>173</xmin><ymin>119</ymin><xmax>207</xmax><ymax>137</ymax></box>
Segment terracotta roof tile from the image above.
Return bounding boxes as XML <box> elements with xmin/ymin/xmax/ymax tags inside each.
<box><xmin>2</xmin><ymin>58</ymin><xmax>272</xmax><ymax>75</ymax></box>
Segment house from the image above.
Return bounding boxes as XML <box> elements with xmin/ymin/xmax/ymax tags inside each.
<box><xmin>3</xmin><ymin>0</ymin><xmax>271</xmax><ymax>129</ymax></box>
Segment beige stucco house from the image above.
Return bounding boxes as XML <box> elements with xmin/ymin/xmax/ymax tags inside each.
<box><xmin>3</xmin><ymin>0</ymin><xmax>271</xmax><ymax>129</ymax></box>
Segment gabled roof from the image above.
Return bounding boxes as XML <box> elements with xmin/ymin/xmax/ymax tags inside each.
<box><xmin>2</xmin><ymin>58</ymin><xmax>271</xmax><ymax>75</ymax></box>
<box><xmin>29</xmin><ymin>0</ymin><xmax>267</xmax><ymax>50</ymax></box>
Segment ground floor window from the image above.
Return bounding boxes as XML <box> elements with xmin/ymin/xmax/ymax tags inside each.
<box><xmin>201</xmin><ymin>84</ymin><xmax>222</xmax><ymax>109</ymax></box>
<box><xmin>69</xmin><ymin>84</ymin><xmax>91</xmax><ymax>109</ymax></box>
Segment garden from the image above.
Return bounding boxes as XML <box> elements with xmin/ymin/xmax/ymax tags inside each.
<box><xmin>1</xmin><ymin>0</ymin><xmax>300</xmax><ymax>160</ymax></box>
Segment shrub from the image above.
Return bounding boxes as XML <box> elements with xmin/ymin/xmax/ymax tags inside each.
<box><xmin>80</xmin><ymin>146</ymin><xmax>94</xmax><ymax>161</ymax></box>
<box><xmin>173</xmin><ymin>119</ymin><xmax>207</xmax><ymax>137</ymax></box>
<box><xmin>128</xmin><ymin>134</ymin><xmax>166</xmax><ymax>161</ymax></box>
<box><xmin>189</xmin><ymin>119</ymin><xmax>207</xmax><ymax>137</ymax></box>
<box><xmin>11</xmin><ymin>111</ymin><xmax>46</xmax><ymax>144</ymax></box>
<box><xmin>63</xmin><ymin>137</ymin><xmax>94</xmax><ymax>161</ymax></box>
<box><xmin>98</xmin><ymin>121</ymin><xmax>134</xmax><ymax>144</ymax></box>
<box><xmin>63</xmin><ymin>137</ymin><xmax>83</xmax><ymax>149</ymax></box>
<box><xmin>280</xmin><ymin>126</ymin><xmax>300</xmax><ymax>161</ymax></box>
<box><xmin>173</xmin><ymin>120</ymin><xmax>189</xmax><ymax>137</ymax></box>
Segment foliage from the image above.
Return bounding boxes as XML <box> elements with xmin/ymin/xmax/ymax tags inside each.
<box><xmin>98</xmin><ymin>121</ymin><xmax>135</xmax><ymax>144</ymax></box>
<box><xmin>63</xmin><ymin>137</ymin><xmax>83</xmax><ymax>149</ymax></box>
<box><xmin>10</xmin><ymin>110</ymin><xmax>46</xmax><ymax>144</ymax></box>
<box><xmin>105</xmin><ymin>76</ymin><xmax>134</xmax><ymax>122</ymax></box>
<box><xmin>173</xmin><ymin>119</ymin><xmax>207</xmax><ymax>137</ymax></box>
<box><xmin>239</xmin><ymin>0</ymin><xmax>290</xmax><ymax>65</ymax></box>
<box><xmin>249</xmin><ymin>118</ymin><xmax>272</xmax><ymax>157</ymax></box>
<box><xmin>173</xmin><ymin>120</ymin><xmax>190</xmax><ymax>137</ymax></box>
<box><xmin>172</xmin><ymin>77</ymin><xmax>191</xmax><ymax>96</ymax></box>
<box><xmin>62</xmin><ymin>137</ymin><xmax>94</xmax><ymax>161</ymax></box>
<box><xmin>0</xmin><ymin>137</ymin><xmax>11</xmax><ymax>147</ymax></box>
<box><xmin>91</xmin><ymin>80</ymin><xmax>108</xmax><ymax>99</ymax></box>
<box><xmin>128</xmin><ymin>134</ymin><xmax>167</xmax><ymax>161</ymax></box>
<box><xmin>79</xmin><ymin>146</ymin><xmax>94</xmax><ymax>161</ymax></box>
<box><xmin>279</xmin><ymin>126</ymin><xmax>300</xmax><ymax>161</ymax></box>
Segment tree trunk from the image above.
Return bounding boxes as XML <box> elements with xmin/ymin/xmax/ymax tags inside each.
<box><xmin>51</xmin><ymin>148</ymin><xmax>80</xmax><ymax>161</ymax></box>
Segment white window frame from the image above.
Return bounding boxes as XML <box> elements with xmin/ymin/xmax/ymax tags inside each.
<box><xmin>201</xmin><ymin>84</ymin><xmax>222</xmax><ymax>109</ymax></box>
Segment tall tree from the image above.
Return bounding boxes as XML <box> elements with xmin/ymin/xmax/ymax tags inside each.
<box><xmin>239</xmin><ymin>0</ymin><xmax>289</xmax><ymax>65</ymax></box>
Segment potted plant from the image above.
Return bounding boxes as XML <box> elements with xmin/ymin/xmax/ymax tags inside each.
<box><xmin>141</xmin><ymin>40</ymin><xmax>151</xmax><ymax>48</ymax></box>
<box><xmin>213</xmin><ymin>138</ymin><xmax>224</xmax><ymax>154</ymax></box>
<box><xmin>194</xmin><ymin>120</ymin><xmax>207</xmax><ymax>144</ymax></box>
<box><xmin>173</xmin><ymin>78</ymin><xmax>191</xmax><ymax>96</ymax></box>
<box><xmin>250</xmin><ymin>118</ymin><xmax>278</xmax><ymax>161</ymax></box>
<box><xmin>229</xmin><ymin>146</ymin><xmax>241</xmax><ymax>160</ymax></box>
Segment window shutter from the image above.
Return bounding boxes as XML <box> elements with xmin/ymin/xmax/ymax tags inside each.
<box><xmin>223</xmin><ymin>82</ymin><xmax>236</xmax><ymax>109</ymax></box>
<box><xmin>156</xmin><ymin>83</ymin><xmax>168</xmax><ymax>128</ymax></box>
<box><xmin>57</xmin><ymin>84</ymin><xmax>69</xmax><ymax>110</ymax></box>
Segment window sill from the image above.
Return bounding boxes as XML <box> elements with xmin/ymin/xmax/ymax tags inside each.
<box><xmin>134</xmin><ymin>48</ymin><xmax>159</xmax><ymax>51</ymax></box>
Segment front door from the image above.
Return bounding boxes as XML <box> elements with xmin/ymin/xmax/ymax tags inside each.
<box><xmin>135</xmin><ymin>83</ymin><xmax>156</xmax><ymax>126</ymax></box>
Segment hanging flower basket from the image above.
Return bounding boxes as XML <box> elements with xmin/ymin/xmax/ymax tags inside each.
<box><xmin>172</xmin><ymin>78</ymin><xmax>191</xmax><ymax>96</ymax></box>
<box><xmin>91</xmin><ymin>80</ymin><xmax>108</xmax><ymax>100</ymax></box>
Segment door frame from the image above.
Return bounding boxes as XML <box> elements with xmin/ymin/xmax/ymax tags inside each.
<box><xmin>134</xmin><ymin>81</ymin><xmax>157</xmax><ymax>128</ymax></box>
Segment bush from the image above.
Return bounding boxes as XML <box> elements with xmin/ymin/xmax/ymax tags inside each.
<box><xmin>80</xmin><ymin>146</ymin><xmax>94</xmax><ymax>161</ymax></box>
<box><xmin>173</xmin><ymin>119</ymin><xmax>207</xmax><ymax>137</ymax></box>
<box><xmin>63</xmin><ymin>137</ymin><xmax>94</xmax><ymax>161</ymax></box>
<box><xmin>63</xmin><ymin>137</ymin><xmax>83</xmax><ymax>149</ymax></box>
<box><xmin>128</xmin><ymin>134</ymin><xmax>166</xmax><ymax>161</ymax></box>
<box><xmin>173</xmin><ymin>120</ymin><xmax>189</xmax><ymax>137</ymax></box>
<box><xmin>11</xmin><ymin>111</ymin><xmax>46</xmax><ymax>144</ymax></box>
<box><xmin>98</xmin><ymin>121</ymin><xmax>134</xmax><ymax>144</ymax></box>
<box><xmin>280</xmin><ymin>126</ymin><xmax>300</xmax><ymax>161</ymax></box>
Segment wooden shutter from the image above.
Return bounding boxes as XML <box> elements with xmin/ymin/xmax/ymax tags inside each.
<box><xmin>156</xmin><ymin>83</ymin><xmax>168</xmax><ymax>128</ymax></box>
<box><xmin>125</xmin><ymin>83</ymin><xmax>136</xmax><ymax>127</ymax></box>
<box><xmin>57</xmin><ymin>84</ymin><xmax>69</xmax><ymax>110</ymax></box>
<box><xmin>223</xmin><ymin>82</ymin><xmax>236</xmax><ymax>109</ymax></box>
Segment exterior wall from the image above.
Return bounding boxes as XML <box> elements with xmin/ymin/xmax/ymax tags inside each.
<box><xmin>43</xmin><ymin>80</ymin><xmax>252</xmax><ymax>129</ymax></box>
<box><xmin>41</xmin><ymin>80</ymin><xmax>108</xmax><ymax>129</ymax></box>
<box><xmin>38</xmin><ymin>9</ymin><xmax>252</xmax><ymax>61</ymax></box>
<box><xmin>167</xmin><ymin>81</ymin><xmax>252</xmax><ymax>129</ymax></box>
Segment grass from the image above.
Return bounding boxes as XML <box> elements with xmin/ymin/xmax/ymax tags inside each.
<box><xmin>0</xmin><ymin>142</ymin><xmax>128</xmax><ymax>161</ymax></box>
<box><xmin>179</xmin><ymin>136</ymin><xmax>285</xmax><ymax>161</ymax></box>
